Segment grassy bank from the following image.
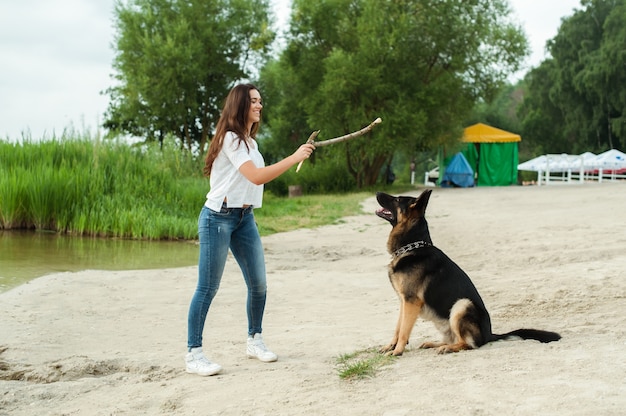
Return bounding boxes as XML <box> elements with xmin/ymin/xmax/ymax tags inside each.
<box><xmin>0</xmin><ymin>135</ymin><xmax>384</xmax><ymax>239</ymax></box>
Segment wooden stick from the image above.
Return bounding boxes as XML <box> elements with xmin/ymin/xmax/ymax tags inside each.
<box><xmin>313</xmin><ymin>117</ymin><xmax>382</xmax><ymax>147</ymax></box>
<box><xmin>295</xmin><ymin>130</ymin><xmax>320</xmax><ymax>172</ymax></box>
<box><xmin>295</xmin><ymin>117</ymin><xmax>382</xmax><ymax>172</ymax></box>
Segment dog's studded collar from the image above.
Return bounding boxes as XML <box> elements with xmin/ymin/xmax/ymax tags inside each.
<box><xmin>392</xmin><ymin>241</ymin><xmax>432</xmax><ymax>258</ymax></box>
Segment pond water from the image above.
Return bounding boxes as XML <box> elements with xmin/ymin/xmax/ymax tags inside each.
<box><xmin>0</xmin><ymin>231</ymin><xmax>199</xmax><ymax>293</ymax></box>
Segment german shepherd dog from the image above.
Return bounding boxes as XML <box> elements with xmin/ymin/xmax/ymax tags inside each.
<box><xmin>375</xmin><ymin>190</ymin><xmax>561</xmax><ymax>355</ymax></box>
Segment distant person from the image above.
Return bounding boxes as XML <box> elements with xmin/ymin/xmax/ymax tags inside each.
<box><xmin>186</xmin><ymin>83</ymin><xmax>315</xmax><ymax>376</ymax></box>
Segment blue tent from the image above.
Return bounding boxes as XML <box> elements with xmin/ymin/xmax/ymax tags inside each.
<box><xmin>441</xmin><ymin>152</ymin><xmax>475</xmax><ymax>187</ymax></box>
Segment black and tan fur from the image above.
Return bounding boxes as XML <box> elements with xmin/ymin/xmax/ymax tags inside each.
<box><xmin>376</xmin><ymin>190</ymin><xmax>560</xmax><ymax>356</ymax></box>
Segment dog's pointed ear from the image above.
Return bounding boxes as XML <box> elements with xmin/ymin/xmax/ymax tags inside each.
<box><xmin>411</xmin><ymin>189</ymin><xmax>432</xmax><ymax>216</ymax></box>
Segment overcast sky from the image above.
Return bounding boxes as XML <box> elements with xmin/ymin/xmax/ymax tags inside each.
<box><xmin>0</xmin><ymin>0</ymin><xmax>581</xmax><ymax>141</ymax></box>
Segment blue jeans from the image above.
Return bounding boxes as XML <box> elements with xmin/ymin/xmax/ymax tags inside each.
<box><xmin>187</xmin><ymin>205</ymin><xmax>267</xmax><ymax>349</ymax></box>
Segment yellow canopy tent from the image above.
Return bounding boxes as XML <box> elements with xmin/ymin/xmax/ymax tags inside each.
<box><xmin>463</xmin><ymin>123</ymin><xmax>521</xmax><ymax>143</ymax></box>
<box><xmin>461</xmin><ymin>123</ymin><xmax>521</xmax><ymax>186</ymax></box>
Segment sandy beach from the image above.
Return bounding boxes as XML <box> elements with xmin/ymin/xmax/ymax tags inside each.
<box><xmin>1</xmin><ymin>183</ymin><xmax>625</xmax><ymax>415</ymax></box>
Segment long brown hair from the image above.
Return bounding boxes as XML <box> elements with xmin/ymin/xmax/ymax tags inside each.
<box><xmin>203</xmin><ymin>83</ymin><xmax>261</xmax><ymax>176</ymax></box>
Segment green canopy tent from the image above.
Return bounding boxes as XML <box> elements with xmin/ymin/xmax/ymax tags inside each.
<box><xmin>461</xmin><ymin>123</ymin><xmax>521</xmax><ymax>186</ymax></box>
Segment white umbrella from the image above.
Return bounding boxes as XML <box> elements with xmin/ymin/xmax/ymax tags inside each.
<box><xmin>590</xmin><ymin>149</ymin><xmax>626</xmax><ymax>170</ymax></box>
<box><xmin>517</xmin><ymin>155</ymin><xmax>547</xmax><ymax>171</ymax></box>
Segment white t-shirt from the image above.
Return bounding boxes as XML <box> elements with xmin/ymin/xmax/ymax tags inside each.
<box><xmin>205</xmin><ymin>131</ymin><xmax>265</xmax><ymax>211</ymax></box>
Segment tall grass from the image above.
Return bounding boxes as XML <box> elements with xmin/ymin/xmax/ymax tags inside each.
<box><xmin>0</xmin><ymin>133</ymin><xmax>205</xmax><ymax>239</ymax></box>
<box><xmin>0</xmin><ymin>133</ymin><xmax>391</xmax><ymax>240</ymax></box>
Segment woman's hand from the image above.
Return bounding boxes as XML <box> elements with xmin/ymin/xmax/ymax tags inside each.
<box><xmin>293</xmin><ymin>143</ymin><xmax>315</xmax><ymax>163</ymax></box>
<box><xmin>239</xmin><ymin>143</ymin><xmax>316</xmax><ymax>185</ymax></box>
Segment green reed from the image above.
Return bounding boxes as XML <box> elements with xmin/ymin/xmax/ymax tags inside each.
<box><xmin>0</xmin><ymin>131</ymin><xmax>381</xmax><ymax>240</ymax></box>
<box><xmin>0</xmin><ymin>133</ymin><xmax>205</xmax><ymax>239</ymax></box>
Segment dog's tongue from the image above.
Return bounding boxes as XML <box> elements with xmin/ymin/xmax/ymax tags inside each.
<box><xmin>375</xmin><ymin>207</ymin><xmax>391</xmax><ymax>216</ymax></box>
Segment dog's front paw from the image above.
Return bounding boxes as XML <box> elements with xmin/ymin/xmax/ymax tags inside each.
<box><xmin>378</xmin><ymin>344</ymin><xmax>396</xmax><ymax>354</ymax></box>
<box><xmin>390</xmin><ymin>348</ymin><xmax>404</xmax><ymax>356</ymax></box>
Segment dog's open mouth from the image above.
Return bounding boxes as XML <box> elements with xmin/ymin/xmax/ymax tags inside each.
<box><xmin>376</xmin><ymin>207</ymin><xmax>394</xmax><ymax>222</ymax></box>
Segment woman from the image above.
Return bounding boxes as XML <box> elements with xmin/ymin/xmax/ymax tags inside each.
<box><xmin>185</xmin><ymin>83</ymin><xmax>315</xmax><ymax>376</ymax></box>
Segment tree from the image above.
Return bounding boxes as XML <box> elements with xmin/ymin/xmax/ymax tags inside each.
<box><xmin>469</xmin><ymin>82</ymin><xmax>525</xmax><ymax>135</ymax></box>
<box><xmin>520</xmin><ymin>0</ymin><xmax>626</xmax><ymax>154</ymax></box>
<box><xmin>517</xmin><ymin>61</ymin><xmax>571</xmax><ymax>156</ymax></box>
<box><xmin>260</xmin><ymin>0</ymin><xmax>528</xmax><ymax>187</ymax></box>
<box><xmin>104</xmin><ymin>0</ymin><xmax>275</xmax><ymax>152</ymax></box>
<box><xmin>601</xmin><ymin>0</ymin><xmax>626</xmax><ymax>141</ymax></box>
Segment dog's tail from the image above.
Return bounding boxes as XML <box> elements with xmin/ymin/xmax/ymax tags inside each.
<box><xmin>492</xmin><ymin>328</ymin><xmax>561</xmax><ymax>344</ymax></box>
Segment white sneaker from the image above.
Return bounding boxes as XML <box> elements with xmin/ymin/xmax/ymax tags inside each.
<box><xmin>185</xmin><ymin>347</ymin><xmax>222</xmax><ymax>376</ymax></box>
<box><xmin>246</xmin><ymin>334</ymin><xmax>278</xmax><ymax>362</ymax></box>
